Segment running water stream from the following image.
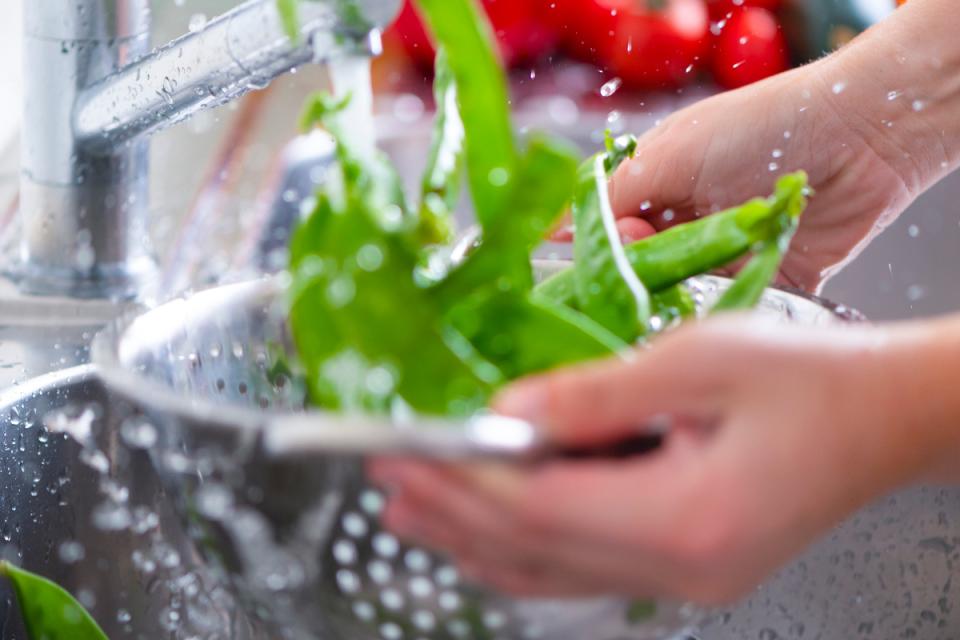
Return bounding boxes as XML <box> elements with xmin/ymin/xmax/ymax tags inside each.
<box><xmin>327</xmin><ymin>57</ymin><xmax>378</xmax><ymax>163</ymax></box>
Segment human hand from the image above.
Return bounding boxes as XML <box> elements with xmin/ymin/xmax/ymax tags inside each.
<box><xmin>369</xmin><ymin>317</ymin><xmax>960</xmax><ymax>604</ymax></box>
<box><xmin>559</xmin><ymin>0</ymin><xmax>960</xmax><ymax>294</ymax></box>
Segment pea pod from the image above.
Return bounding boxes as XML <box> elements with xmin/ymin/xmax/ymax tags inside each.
<box><xmin>651</xmin><ymin>284</ymin><xmax>697</xmax><ymax>326</ymax></box>
<box><xmin>534</xmin><ymin>172</ymin><xmax>809</xmax><ymax>306</ymax></box>
<box><xmin>1</xmin><ymin>561</ymin><xmax>107</xmax><ymax>640</ymax></box>
<box><xmin>414</xmin><ymin>0</ymin><xmax>518</xmax><ymax>228</ymax></box>
<box><xmin>573</xmin><ymin>147</ymin><xmax>651</xmax><ymax>343</ymax></box>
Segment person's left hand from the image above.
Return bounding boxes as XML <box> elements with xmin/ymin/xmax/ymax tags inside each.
<box><xmin>368</xmin><ymin>317</ymin><xmax>952</xmax><ymax>604</ymax></box>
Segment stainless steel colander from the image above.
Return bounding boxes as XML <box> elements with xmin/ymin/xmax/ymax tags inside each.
<box><xmin>91</xmin><ymin>263</ymin><xmax>862</xmax><ymax>640</ymax></box>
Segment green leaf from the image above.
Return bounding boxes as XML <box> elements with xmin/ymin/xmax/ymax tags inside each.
<box><xmin>446</xmin><ymin>293</ymin><xmax>626</xmax><ymax>380</ymax></box>
<box><xmin>277</xmin><ymin>0</ymin><xmax>300</xmax><ymax>42</ymax></box>
<box><xmin>417</xmin><ymin>48</ymin><xmax>465</xmax><ymax>245</ymax></box>
<box><xmin>572</xmin><ymin>151</ymin><xmax>651</xmax><ymax>343</ymax></box>
<box><xmin>0</xmin><ymin>562</ymin><xmax>107</xmax><ymax>640</ymax></box>
<box><xmin>433</xmin><ymin>135</ymin><xmax>579</xmax><ymax>304</ymax></box>
<box><xmin>414</xmin><ymin>0</ymin><xmax>518</xmax><ymax>228</ymax></box>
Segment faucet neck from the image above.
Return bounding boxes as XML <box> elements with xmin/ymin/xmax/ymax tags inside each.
<box><xmin>18</xmin><ymin>0</ymin><xmax>394</xmax><ymax>300</ymax></box>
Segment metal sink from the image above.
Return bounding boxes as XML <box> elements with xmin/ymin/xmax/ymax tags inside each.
<box><xmin>0</xmin><ymin>329</ymin><xmax>265</xmax><ymax>638</ymax></box>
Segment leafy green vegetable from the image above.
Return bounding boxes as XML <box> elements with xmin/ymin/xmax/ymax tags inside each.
<box><xmin>277</xmin><ymin>0</ymin><xmax>300</xmax><ymax>42</ymax></box>
<box><xmin>433</xmin><ymin>135</ymin><xmax>579</xmax><ymax>304</ymax></box>
<box><xmin>0</xmin><ymin>562</ymin><xmax>107</xmax><ymax>640</ymax></box>
<box><xmin>414</xmin><ymin>0</ymin><xmax>518</xmax><ymax>228</ymax></box>
<box><xmin>418</xmin><ymin>49</ymin><xmax>464</xmax><ymax>245</ymax></box>
<box><xmin>447</xmin><ymin>292</ymin><xmax>626</xmax><ymax>380</ymax></box>
<box><xmin>288</xmin><ymin>0</ymin><xmax>807</xmax><ymax>419</ymax></box>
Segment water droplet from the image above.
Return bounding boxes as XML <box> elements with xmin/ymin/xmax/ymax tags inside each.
<box><xmin>832</xmin><ymin>81</ymin><xmax>847</xmax><ymax>94</ymax></box>
<box><xmin>771</xmin><ymin>149</ymin><xmax>783</xmax><ymax>158</ymax></box>
<box><xmin>356</xmin><ymin>244</ymin><xmax>384</xmax><ymax>272</ymax></box>
<box><xmin>120</xmin><ymin>418</ymin><xmax>158</xmax><ymax>449</ymax></box>
<box><xmin>912</xmin><ymin>99</ymin><xmax>926</xmax><ymax>111</ymax></box>
<box><xmin>195</xmin><ymin>483</ymin><xmax>233</xmax><ymax>519</ymax></box>
<box><xmin>188</xmin><ymin>13</ymin><xmax>207</xmax><ymax>32</ymax></box>
<box><xmin>887</xmin><ymin>90</ymin><xmax>902</xmax><ymax>101</ymax></box>
<box><xmin>58</xmin><ymin>541</ymin><xmax>85</xmax><ymax>564</ymax></box>
<box><xmin>768</xmin><ymin>162</ymin><xmax>780</xmax><ymax>172</ymax></box>
<box><xmin>488</xmin><ymin>167</ymin><xmax>509</xmax><ymax>187</ymax></box>
<box><xmin>908</xmin><ymin>224</ymin><xmax>919</xmax><ymax>237</ymax></box>
<box><xmin>600</xmin><ymin>77</ymin><xmax>622</xmax><ymax>97</ymax></box>
<box><xmin>438</xmin><ymin>590</ymin><xmax>462</xmax><ymax>610</ymax></box>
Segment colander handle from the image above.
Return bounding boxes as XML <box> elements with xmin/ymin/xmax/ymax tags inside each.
<box><xmin>260</xmin><ymin>413</ymin><xmax>664</xmax><ymax>462</ymax></box>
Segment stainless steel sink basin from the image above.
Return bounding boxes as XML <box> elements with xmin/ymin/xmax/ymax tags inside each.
<box><xmin>0</xmin><ymin>362</ymin><xmax>265</xmax><ymax>639</ymax></box>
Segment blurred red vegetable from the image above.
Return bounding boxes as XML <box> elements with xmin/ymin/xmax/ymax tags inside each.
<box><xmin>385</xmin><ymin>0</ymin><xmax>558</xmax><ymax>69</ymax></box>
<box><xmin>710</xmin><ymin>6</ymin><xmax>789</xmax><ymax>88</ymax></box>
<box><xmin>705</xmin><ymin>0</ymin><xmax>782</xmax><ymax>21</ymax></box>
<box><xmin>536</xmin><ymin>0</ymin><xmax>617</xmax><ymax>64</ymax></box>
<box><xmin>596</xmin><ymin>0</ymin><xmax>711</xmax><ymax>89</ymax></box>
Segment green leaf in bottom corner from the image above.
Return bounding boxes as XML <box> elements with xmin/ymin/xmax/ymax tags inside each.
<box><xmin>0</xmin><ymin>561</ymin><xmax>108</xmax><ymax>640</ymax></box>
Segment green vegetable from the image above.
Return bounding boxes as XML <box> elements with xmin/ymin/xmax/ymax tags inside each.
<box><xmin>277</xmin><ymin>0</ymin><xmax>300</xmax><ymax>41</ymax></box>
<box><xmin>0</xmin><ymin>562</ymin><xmax>107</xmax><ymax>640</ymax></box>
<box><xmin>572</xmin><ymin>136</ymin><xmax>651</xmax><ymax>343</ymax></box>
<box><xmin>534</xmin><ymin>172</ymin><xmax>809</xmax><ymax>306</ymax></box>
<box><xmin>433</xmin><ymin>135</ymin><xmax>579</xmax><ymax>303</ymax></box>
<box><xmin>414</xmin><ymin>0</ymin><xmax>517</xmax><ymax>228</ymax></box>
<box><xmin>447</xmin><ymin>292</ymin><xmax>627</xmax><ymax>380</ymax></box>
<box><xmin>288</xmin><ymin>0</ymin><xmax>809</xmax><ymax>419</ymax></box>
<box><xmin>652</xmin><ymin>283</ymin><xmax>697</xmax><ymax>326</ymax></box>
<box><xmin>293</xmin><ymin>96</ymin><xmax>502</xmax><ymax>415</ymax></box>
<box><xmin>418</xmin><ymin>49</ymin><xmax>464</xmax><ymax>245</ymax></box>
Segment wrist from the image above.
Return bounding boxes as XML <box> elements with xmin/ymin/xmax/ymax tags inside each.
<box><xmin>814</xmin><ymin>0</ymin><xmax>960</xmax><ymax>195</ymax></box>
<box><xmin>880</xmin><ymin>318</ymin><xmax>960</xmax><ymax>486</ymax></box>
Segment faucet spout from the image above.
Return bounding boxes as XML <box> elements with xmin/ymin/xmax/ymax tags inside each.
<box><xmin>19</xmin><ymin>0</ymin><xmax>398</xmax><ymax>300</ymax></box>
<box><xmin>75</xmin><ymin>0</ymin><xmax>381</xmax><ymax>155</ymax></box>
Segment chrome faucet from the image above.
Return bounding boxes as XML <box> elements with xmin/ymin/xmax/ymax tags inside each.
<box><xmin>20</xmin><ymin>0</ymin><xmax>399</xmax><ymax>299</ymax></box>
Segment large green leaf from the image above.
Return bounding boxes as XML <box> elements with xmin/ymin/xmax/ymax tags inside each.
<box><xmin>1</xmin><ymin>562</ymin><xmax>107</xmax><ymax>640</ymax></box>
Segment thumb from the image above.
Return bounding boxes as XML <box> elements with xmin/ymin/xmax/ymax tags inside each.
<box><xmin>492</xmin><ymin>338</ymin><xmax>724</xmax><ymax>447</ymax></box>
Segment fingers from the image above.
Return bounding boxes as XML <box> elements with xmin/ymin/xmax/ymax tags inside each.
<box><xmin>492</xmin><ymin>337</ymin><xmax>726</xmax><ymax>447</ymax></box>
<box><xmin>616</xmin><ymin>217</ymin><xmax>657</xmax><ymax>242</ymax></box>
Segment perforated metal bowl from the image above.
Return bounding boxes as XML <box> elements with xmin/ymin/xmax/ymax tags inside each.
<box><xmin>92</xmin><ymin>263</ymin><xmax>862</xmax><ymax>640</ymax></box>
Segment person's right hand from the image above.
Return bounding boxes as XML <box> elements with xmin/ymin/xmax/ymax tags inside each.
<box><xmin>588</xmin><ymin>27</ymin><xmax>955</xmax><ymax>294</ymax></box>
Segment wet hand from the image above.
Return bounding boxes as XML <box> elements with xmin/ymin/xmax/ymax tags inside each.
<box><xmin>369</xmin><ymin>317</ymin><xmax>953</xmax><ymax>604</ymax></box>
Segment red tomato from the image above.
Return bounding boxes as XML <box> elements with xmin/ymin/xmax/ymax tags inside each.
<box><xmin>383</xmin><ymin>0</ymin><xmax>436</xmax><ymax>68</ymax></box>
<box><xmin>537</xmin><ymin>0</ymin><xmax>618</xmax><ymax>64</ymax></box>
<box><xmin>706</xmin><ymin>0</ymin><xmax>781</xmax><ymax>21</ymax></box>
<box><xmin>483</xmin><ymin>0</ymin><xmax>559</xmax><ymax>65</ymax></box>
<box><xmin>384</xmin><ymin>0</ymin><xmax>558</xmax><ymax>69</ymax></box>
<box><xmin>599</xmin><ymin>0</ymin><xmax>711</xmax><ymax>89</ymax></box>
<box><xmin>709</xmin><ymin>6</ymin><xmax>788</xmax><ymax>89</ymax></box>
